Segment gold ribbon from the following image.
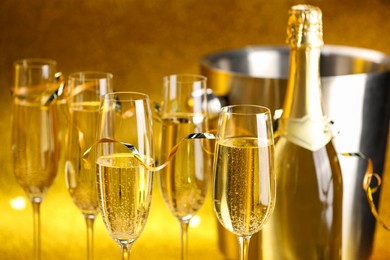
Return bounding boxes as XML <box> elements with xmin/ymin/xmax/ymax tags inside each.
<box><xmin>11</xmin><ymin>72</ymin><xmax>106</xmax><ymax>107</ymax></box>
<box><xmin>11</xmin><ymin>72</ymin><xmax>66</xmax><ymax>106</ymax></box>
<box><xmin>340</xmin><ymin>152</ymin><xmax>390</xmax><ymax>231</ymax></box>
<box><xmin>82</xmin><ymin>133</ymin><xmax>216</xmax><ymax>172</ymax></box>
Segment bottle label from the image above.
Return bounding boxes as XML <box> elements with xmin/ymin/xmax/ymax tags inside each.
<box><xmin>278</xmin><ymin>115</ymin><xmax>332</xmax><ymax>151</ymax></box>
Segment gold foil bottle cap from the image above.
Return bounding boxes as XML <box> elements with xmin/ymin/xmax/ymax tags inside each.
<box><xmin>287</xmin><ymin>5</ymin><xmax>323</xmax><ymax>47</ymax></box>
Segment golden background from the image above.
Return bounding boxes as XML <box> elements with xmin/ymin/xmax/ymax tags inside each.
<box><xmin>1</xmin><ymin>0</ymin><xmax>390</xmax><ymax>259</ymax></box>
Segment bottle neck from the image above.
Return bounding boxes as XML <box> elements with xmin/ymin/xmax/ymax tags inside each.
<box><xmin>278</xmin><ymin>43</ymin><xmax>332</xmax><ymax>152</ymax></box>
<box><xmin>282</xmin><ymin>44</ymin><xmax>324</xmax><ymax>120</ymax></box>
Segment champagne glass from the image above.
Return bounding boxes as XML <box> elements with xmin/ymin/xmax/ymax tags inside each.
<box><xmin>11</xmin><ymin>58</ymin><xmax>61</xmax><ymax>260</ymax></box>
<box><xmin>158</xmin><ymin>74</ymin><xmax>212</xmax><ymax>260</ymax></box>
<box><xmin>65</xmin><ymin>72</ymin><xmax>113</xmax><ymax>260</ymax></box>
<box><xmin>212</xmin><ymin>105</ymin><xmax>276</xmax><ymax>260</ymax></box>
<box><xmin>96</xmin><ymin>92</ymin><xmax>154</xmax><ymax>260</ymax></box>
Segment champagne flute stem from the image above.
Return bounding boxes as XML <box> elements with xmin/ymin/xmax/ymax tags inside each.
<box><xmin>238</xmin><ymin>235</ymin><xmax>251</xmax><ymax>260</ymax></box>
<box><xmin>84</xmin><ymin>215</ymin><xmax>96</xmax><ymax>260</ymax></box>
<box><xmin>120</xmin><ymin>242</ymin><xmax>133</xmax><ymax>260</ymax></box>
<box><xmin>179</xmin><ymin>220</ymin><xmax>190</xmax><ymax>260</ymax></box>
<box><xmin>32</xmin><ymin>200</ymin><xmax>41</xmax><ymax>260</ymax></box>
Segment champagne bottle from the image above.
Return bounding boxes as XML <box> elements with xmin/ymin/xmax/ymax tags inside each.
<box><xmin>261</xmin><ymin>5</ymin><xmax>343</xmax><ymax>259</ymax></box>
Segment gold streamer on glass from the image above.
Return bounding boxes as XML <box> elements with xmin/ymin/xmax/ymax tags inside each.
<box><xmin>82</xmin><ymin>133</ymin><xmax>216</xmax><ymax>173</ymax></box>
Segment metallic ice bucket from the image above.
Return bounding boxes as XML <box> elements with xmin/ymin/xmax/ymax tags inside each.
<box><xmin>200</xmin><ymin>45</ymin><xmax>390</xmax><ymax>260</ymax></box>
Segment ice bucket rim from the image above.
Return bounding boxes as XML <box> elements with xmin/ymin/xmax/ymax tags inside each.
<box><xmin>200</xmin><ymin>44</ymin><xmax>390</xmax><ymax>79</ymax></box>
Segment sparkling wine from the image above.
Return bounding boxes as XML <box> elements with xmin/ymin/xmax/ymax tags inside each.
<box><xmin>12</xmin><ymin>99</ymin><xmax>59</xmax><ymax>201</ymax></box>
<box><xmin>96</xmin><ymin>153</ymin><xmax>154</xmax><ymax>242</ymax></box>
<box><xmin>158</xmin><ymin>115</ymin><xmax>212</xmax><ymax>221</ymax></box>
<box><xmin>213</xmin><ymin>137</ymin><xmax>274</xmax><ymax>237</ymax></box>
<box><xmin>261</xmin><ymin>5</ymin><xmax>343</xmax><ymax>259</ymax></box>
<box><xmin>65</xmin><ymin>101</ymin><xmax>100</xmax><ymax>216</ymax></box>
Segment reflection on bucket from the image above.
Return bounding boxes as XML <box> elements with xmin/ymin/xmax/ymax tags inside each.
<box><xmin>200</xmin><ymin>45</ymin><xmax>390</xmax><ymax>260</ymax></box>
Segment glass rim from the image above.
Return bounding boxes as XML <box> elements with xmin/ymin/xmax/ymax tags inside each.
<box><xmin>14</xmin><ymin>58</ymin><xmax>57</xmax><ymax>68</ymax></box>
<box><xmin>164</xmin><ymin>73</ymin><xmax>207</xmax><ymax>83</ymax></box>
<box><xmin>220</xmin><ymin>104</ymin><xmax>271</xmax><ymax>115</ymax></box>
<box><xmin>68</xmin><ymin>71</ymin><xmax>113</xmax><ymax>80</ymax></box>
<box><xmin>103</xmin><ymin>91</ymin><xmax>150</xmax><ymax>101</ymax></box>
